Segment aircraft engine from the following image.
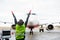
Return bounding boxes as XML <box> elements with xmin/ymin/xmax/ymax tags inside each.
<box><xmin>46</xmin><ymin>24</ymin><xmax>54</xmax><ymax>30</ymax></box>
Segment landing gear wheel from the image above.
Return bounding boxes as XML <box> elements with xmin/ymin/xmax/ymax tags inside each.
<box><xmin>39</xmin><ymin>29</ymin><xmax>44</xmax><ymax>32</ymax></box>
<box><xmin>30</xmin><ymin>31</ymin><xmax>33</xmax><ymax>35</ymax></box>
<box><xmin>39</xmin><ymin>29</ymin><xmax>41</xmax><ymax>32</ymax></box>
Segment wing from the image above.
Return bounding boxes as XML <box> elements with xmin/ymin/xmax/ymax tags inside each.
<box><xmin>0</xmin><ymin>21</ymin><xmax>13</xmax><ymax>24</ymax></box>
<box><xmin>39</xmin><ymin>22</ymin><xmax>60</xmax><ymax>27</ymax></box>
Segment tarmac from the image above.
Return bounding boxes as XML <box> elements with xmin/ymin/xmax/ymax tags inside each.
<box><xmin>1</xmin><ymin>27</ymin><xmax>60</xmax><ymax>40</ymax></box>
<box><xmin>25</xmin><ymin>27</ymin><xmax>60</xmax><ymax>40</ymax></box>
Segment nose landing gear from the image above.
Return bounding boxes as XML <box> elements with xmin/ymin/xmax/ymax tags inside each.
<box><xmin>30</xmin><ymin>30</ymin><xmax>33</xmax><ymax>35</ymax></box>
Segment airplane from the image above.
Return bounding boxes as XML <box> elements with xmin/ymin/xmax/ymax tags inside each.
<box><xmin>11</xmin><ymin>11</ymin><xmax>60</xmax><ymax>34</ymax></box>
<box><xmin>0</xmin><ymin>10</ymin><xmax>60</xmax><ymax>35</ymax></box>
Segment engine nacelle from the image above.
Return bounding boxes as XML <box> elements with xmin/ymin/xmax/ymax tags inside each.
<box><xmin>46</xmin><ymin>24</ymin><xmax>54</xmax><ymax>30</ymax></box>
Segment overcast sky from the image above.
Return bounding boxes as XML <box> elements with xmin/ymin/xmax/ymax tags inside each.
<box><xmin>0</xmin><ymin>0</ymin><xmax>60</xmax><ymax>26</ymax></box>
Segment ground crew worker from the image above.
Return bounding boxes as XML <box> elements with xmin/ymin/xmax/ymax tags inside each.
<box><xmin>16</xmin><ymin>19</ymin><xmax>25</xmax><ymax>40</ymax></box>
<box><xmin>12</xmin><ymin>11</ymin><xmax>31</xmax><ymax>40</ymax></box>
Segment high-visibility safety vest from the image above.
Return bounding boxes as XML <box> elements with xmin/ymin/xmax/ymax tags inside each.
<box><xmin>16</xmin><ymin>24</ymin><xmax>25</xmax><ymax>39</ymax></box>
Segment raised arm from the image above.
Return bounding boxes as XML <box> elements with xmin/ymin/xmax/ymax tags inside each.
<box><xmin>11</xmin><ymin>11</ymin><xmax>17</xmax><ymax>25</ymax></box>
<box><xmin>25</xmin><ymin>10</ymin><xmax>31</xmax><ymax>27</ymax></box>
